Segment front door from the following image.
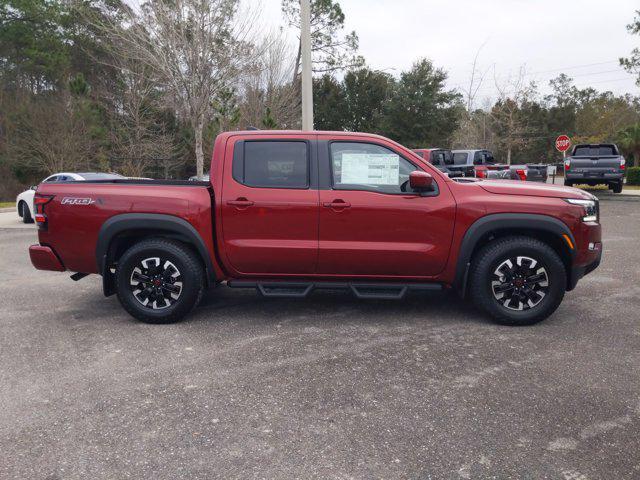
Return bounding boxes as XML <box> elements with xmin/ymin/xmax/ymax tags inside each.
<box><xmin>318</xmin><ymin>139</ymin><xmax>456</xmax><ymax>278</ymax></box>
<box><xmin>220</xmin><ymin>135</ymin><xmax>319</xmax><ymax>275</ymax></box>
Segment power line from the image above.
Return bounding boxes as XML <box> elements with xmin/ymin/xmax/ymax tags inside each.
<box><xmin>454</xmin><ymin>74</ymin><xmax>636</xmax><ymax>96</ymax></box>
<box><xmin>447</xmin><ymin>61</ymin><xmax>624</xmax><ymax>89</ymax></box>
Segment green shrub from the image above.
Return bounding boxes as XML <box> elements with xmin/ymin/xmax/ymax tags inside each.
<box><xmin>627</xmin><ymin>167</ymin><xmax>640</xmax><ymax>185</ymax></box>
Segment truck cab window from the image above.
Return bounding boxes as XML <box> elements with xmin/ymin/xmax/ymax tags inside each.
<box><xmin>443</xmin><ymin>151</ymin><xmax>454</xmax><ymax>165</ymax></box>
<box><xmin>432</xmin><ymin>152</ymin><xmax>446</xmax><ymax>166</ymax></box>
<box><xmin>453</xmin><ymin>153</ymin><xmax>468</xmax><ymax>165</ymax></box>
<box><xmin>330</xmin><ymin>142</ymin><xmax>418</xmax><ymax>194</ymax></box>
<box><xmin>236</xmin><ymin>141</ymin><xmax>309</xmax><ymax>189</ymax></box>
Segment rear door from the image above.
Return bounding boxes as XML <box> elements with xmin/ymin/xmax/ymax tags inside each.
<box><xmin>220</xmin><ymin>135</ymin><xmax>320</xmax><ymax>275</ymax></box>
<box><xmin>317</xmin><ymin>137</ymin><xmax>456</xmax><ymax>277</ymax></box>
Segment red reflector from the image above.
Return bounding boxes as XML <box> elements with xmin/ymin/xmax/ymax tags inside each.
<box><xmin>35</xmin><ymin>214</ymin><xmax>47</xmax><ymax>223</ymax></box>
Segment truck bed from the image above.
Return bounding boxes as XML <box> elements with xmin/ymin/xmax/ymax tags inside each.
<box><xmin>35</xmin><ymin>180</ymin><xmax>215</xmax><ymax>275</ymax></box>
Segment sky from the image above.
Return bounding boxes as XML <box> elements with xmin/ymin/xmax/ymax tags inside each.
<box><xmin>257</xmin><ymin>0</ymin><xmax>640</xmax><ymax>104</ymax></box>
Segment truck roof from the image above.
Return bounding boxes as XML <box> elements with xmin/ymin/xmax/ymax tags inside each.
<box><xmin>216</xmin><ymin>130</ymin><xmax>392</xmax><ymax>140</ymax></box>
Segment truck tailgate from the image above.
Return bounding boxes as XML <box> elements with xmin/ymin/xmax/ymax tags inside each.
<box><xmin>567</xmin><ymin>156</ymin><xmax>623</xmax><ymax>175</ymax></box>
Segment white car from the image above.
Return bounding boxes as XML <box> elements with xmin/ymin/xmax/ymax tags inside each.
<box><xmin>16</xmin><ymin>172</ymin><xmax>124</xmax><ymax>223</ymax></box>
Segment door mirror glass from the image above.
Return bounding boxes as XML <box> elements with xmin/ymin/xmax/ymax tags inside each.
<box><xmin>409</xmin><ymin>171</ymin><xmax>433</xmax><ymax>191</ymax></box>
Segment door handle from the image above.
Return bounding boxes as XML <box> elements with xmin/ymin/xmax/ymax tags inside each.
<box><xmin>227</xmin><ymin>198</ymin><xmax>254</xmax><ymax>207</ymax></box>
<box><xmin>323</xmin><ymin>200</ymin><xmax>351</xmax><ymax>209</ymax></box>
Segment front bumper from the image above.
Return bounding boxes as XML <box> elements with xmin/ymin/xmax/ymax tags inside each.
<box><xmin>567</xmin><ymin>241</ymin><xmax>602</xmax><ymax>291</ymax></box>
<box><xmin>29</xmin><ymin>245</ymin><xmax>65</xmax><ymax>272</ymax></box>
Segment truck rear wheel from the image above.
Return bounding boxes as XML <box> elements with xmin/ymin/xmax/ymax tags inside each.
<box><xmin>115</xmin><ymin>238</ymin><xmax>204</xmax><ymax>324</ymax></box>
<box><xmin>468</xmin><ymin>236</ymin><xmax>566</xmax><ymax>326</ymax></box>
<box><xmin>611</xmin><ymin>182</ymin><xmax>623</xmax><ymax>193</ymax></box>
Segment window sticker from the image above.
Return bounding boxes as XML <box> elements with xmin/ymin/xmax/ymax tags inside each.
<box><xmin>340</xmin><ymin>153</ymin><xmax>400</xmax><ymax>185</ymax></box>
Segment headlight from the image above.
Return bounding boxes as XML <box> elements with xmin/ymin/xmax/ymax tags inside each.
<box><xmin>565</xmin><ymin>198</ymin><xmax>599</xmax><ymax>222</ymax></box>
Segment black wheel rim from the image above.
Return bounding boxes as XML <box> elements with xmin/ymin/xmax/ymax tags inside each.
<box><xmin>129</xmin><ymin>257</ymin><xmax>183</xmax><ymax>310</ymax></box>
<box><xmin>491</xmin><ymin>256</ymin><xmax>549</xmax><ymax>311</ymax></box>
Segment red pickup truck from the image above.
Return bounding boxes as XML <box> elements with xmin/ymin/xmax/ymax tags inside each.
<box><xmin>29</xmin><ymin>130</ymin><xmax>602</xmax><ymax>326</ymax></box>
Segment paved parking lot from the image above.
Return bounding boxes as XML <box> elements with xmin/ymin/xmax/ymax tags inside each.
<box><xmin>1</xmin><ymin>198</ymin><xmax>640</xmax><ymax>479</ymax></box>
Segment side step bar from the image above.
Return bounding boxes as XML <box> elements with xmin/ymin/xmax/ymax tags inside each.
<box><xmin>226</xmin><ymin>280</ymin><xmax>442</xmax><ymax>300</ymax></box>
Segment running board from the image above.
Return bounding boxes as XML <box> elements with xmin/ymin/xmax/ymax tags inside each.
<box><xmin>226</xmin><ymin>280</ymin><xmax>442</xmax><ymax>300</ymax></box>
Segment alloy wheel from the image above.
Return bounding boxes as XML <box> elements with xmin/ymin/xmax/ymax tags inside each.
<box><xmin>491</xmin><ymin>256</ymin><xmax>549</xmax><ymax>311</ymax></box>
<box><xmin>129</xmin><ymin>257</ymin><xmax>183</xmax><ymax>310</ymax></box>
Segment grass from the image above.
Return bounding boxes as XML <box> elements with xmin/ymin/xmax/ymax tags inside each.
<box><xmin>0</xmin><ymin>201</ymin><xmax>15</xmax><ymax>208</ymax></box>
<box><xmin>573</xmin><ymin>184</ymin><xmax>640</xmax><ymax>191</ymax></box>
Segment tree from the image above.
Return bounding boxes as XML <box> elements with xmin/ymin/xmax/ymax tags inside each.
<box><xmin>574</xmin><ymin>92</ymin><xmax>640</xmax><ymax>143</ymax></box>
<box><xmin>620</xmin><ymin>10</ymin><xmax>640</xmax><ymax>86</ymax></box>
<box><xmin>238</xmin><ymin>34</ymin><xmax>299</xmax><ymax>130</ymax></box>
<box><xmin>382</xmin><ymin>59</ymin><xmax>461</xmax><ymax>148</ymax></box>
<box><xmin>313</xmin><ymin>74</ymin><xmax>347</xmax><ymax>130</ymax></box>
<box><xmin>89</xmin><ymin>0</ymin><xmax>263</xmax><ymax>177</ymax></box>
<box><xmin>490</xmin><ymin>68</ymin><xmax>538</xmax><ymax>164</ymax></box>
<box><xmin>342</xmin><ymin>68</ymin><xmax>392</xmax><ymax>133</ymax></box>
<box><xmin>451</xmin><ymin>107</ymin><xmax>495</xmax><ymax>151</ymax></box>
<box><xmin>0</xmin><ymin>0</ymin><xmax>70</xmax><ymax>91</ymax></box>
<box><xmin>6</xmin><ymin>94</ymin><xmax>95</xmax><ymax>174</ymax></box>
<box><xmin>282</xmin><ymin>0</ymin><xmax>363</xmax><ymax>82</ymax></box>
<box><xmin>107</xmin><ymin>62</ymin><xmax>178</xmax><ymax>178</ymax></box>
<box><xmin>617</xmin><ymin>123</ymin><xmax>640</xmax><ymax>167</ymax></box>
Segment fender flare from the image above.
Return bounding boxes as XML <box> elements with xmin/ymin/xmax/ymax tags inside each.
<box><xmin>455</xmin><ymin>213</ymin><xmax>576</xmax><ymax>296</ymax></box>
<box><xmin>96</xmin><ymin>213</ymin><xmax>216</xmax><ymax>293</ymax></box>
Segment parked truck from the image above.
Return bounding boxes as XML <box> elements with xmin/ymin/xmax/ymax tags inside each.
<box><xmin>564</xmin><ymin>143</ymin><xmax>626</xmax><ymax>193</ymax></box>
<box><xmin>451</xmin><ymin>149</ymin><xmax>548</xmax><ymax>182</ymax></box>
<box><xmin>29</xmin><ymin>130</ymin><xmax>602</xmax><ymax>326</ymax></box>
<box><xmin>412</xmin><ymin>148</ymin><xmax>463</xmax><ymax>178</ymax></box>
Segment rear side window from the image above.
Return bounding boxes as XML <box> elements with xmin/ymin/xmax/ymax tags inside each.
<box><xmin>453</xmin><ymin>153</ymin><xmax>468</xmax><ymax>164</ymax></box>
<box><xmin>234</xmin><ymin>141</ymin><xmax>309</xmax><ymax>188</ymax></box>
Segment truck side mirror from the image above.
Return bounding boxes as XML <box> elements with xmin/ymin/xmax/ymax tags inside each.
<box><xmin>409</xmin><ymin>171</ymin><xmax>433</xmax><ymax>193</ymax></box>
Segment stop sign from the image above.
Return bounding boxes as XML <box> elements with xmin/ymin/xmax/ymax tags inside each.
<box><xmin>555</xmin><ymin>135</ymin><xmax>571</xmax><ymax>152</ymax></box>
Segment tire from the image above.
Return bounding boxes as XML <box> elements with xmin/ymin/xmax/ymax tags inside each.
<box><xmin>20</xmin><ymin>202</ymin><xmax>34</xmax><ymax>224</ymax></box>
<box><xmin>611</xmin><ymin>182</ymin><xmax>623</xmax><ymax>194</ymax></box>
<box><xmin>468</xmin><ymin>236</ymin><xmax>566</xmax><ymax>326</ymax></box>
<box><xmin>115</xmin><ymin>238</ymin><xmax>205</xmax><ymax>324</ymax></box>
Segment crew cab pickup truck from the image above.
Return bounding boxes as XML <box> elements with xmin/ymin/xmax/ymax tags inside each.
<box><xmin>564</xmin><ymin>144</ymin><xmax>626</xmax><ymax>193</ymax></box>
<box><xmin>29</xmin><ymin>130</ymin><xmax>602</xmax><ymax>326</ymax></box>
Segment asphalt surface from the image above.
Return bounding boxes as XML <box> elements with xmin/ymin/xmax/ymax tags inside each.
<box><xmin>1</xmin><ymin>198</ymin><xmax>640</xmax><ymax>480</ymax></box>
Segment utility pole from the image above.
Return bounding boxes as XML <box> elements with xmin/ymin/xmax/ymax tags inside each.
<box><xmin>300</xmin><ymin>0</ymin><xmax>313</xmax><ymax>130</ymax></box>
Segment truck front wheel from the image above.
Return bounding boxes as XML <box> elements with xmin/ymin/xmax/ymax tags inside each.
<box><xmin>468</xmin><ymin>236</ymin><xmax>566</xmax><ymax>326</ymax></box>
<box><xmin>115</xmin><ymin>238</ymin><xmax>204</xmax><ymax>324</ymax></box>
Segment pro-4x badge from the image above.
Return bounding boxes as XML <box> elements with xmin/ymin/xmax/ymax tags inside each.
<box><xmin>61</xmin><ymin>197</ymin><xmax>95</xmax><ymax>206</ymax></box>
